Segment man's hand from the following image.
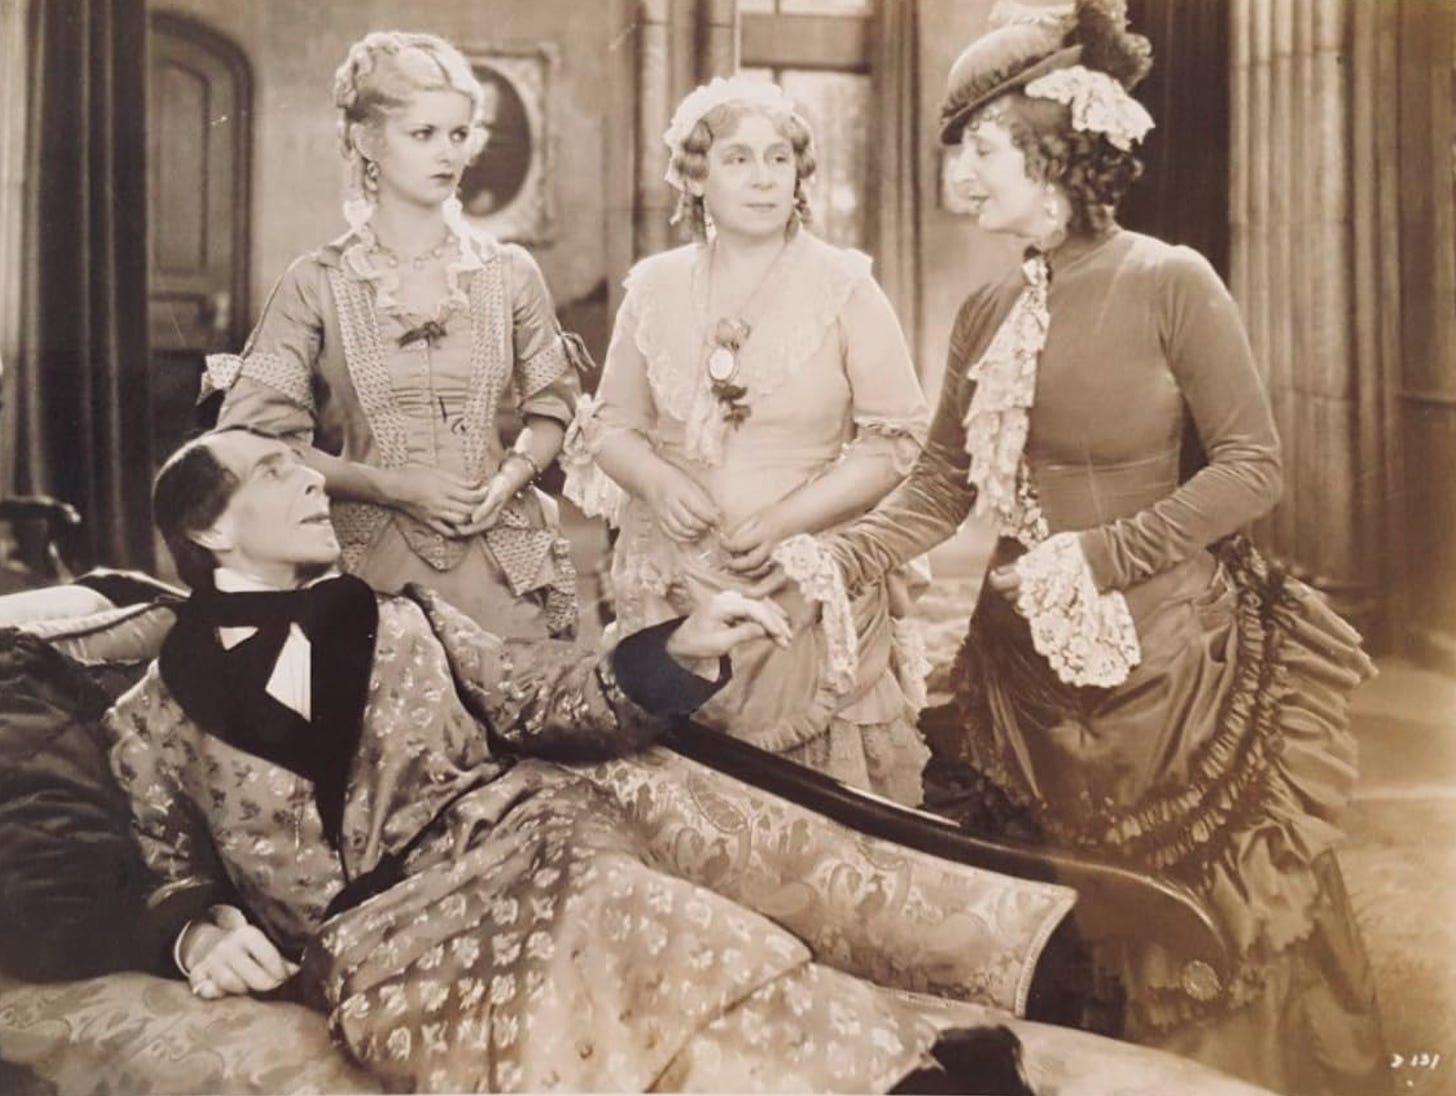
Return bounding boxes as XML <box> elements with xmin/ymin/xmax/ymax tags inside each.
<box><xmin>986</xmin><ymin>563</ymin><xmax>1021</xmax><ymax>599</ymax></box>
<box><xmin>180</xmin><ymin>904</ymin><xmax>297</xmax><ymax>1000</ymax></box>
<box><xmin>666</xmin><ymin>590</ymin><xmax>792</xmax><ymax>669</ymax></box>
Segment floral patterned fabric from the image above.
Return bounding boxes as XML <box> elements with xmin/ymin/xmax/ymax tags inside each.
<box><xmin>0</xmin><ymin>972</ymin><xmax>381</xmax><ymax>1095</ymax></box>
<box><xmin>0</xmin><ymin>972</ymin><xmax>1279</xmax><ymax>1096</ymax></box>
<box><xmin>98</xmin><ymin>586</ymin><xmax>1075</xmax><ymax>1092</ymax></box>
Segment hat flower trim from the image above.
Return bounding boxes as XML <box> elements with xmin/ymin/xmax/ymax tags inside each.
<box><xmin>662</xmin><ymin>76</ymin><xmax>801</xmax><ymax>191</ymax></box>
<box><xmin>1023</xmin><ymin>64</ymin><xmax>1154</xmax><ymax>151</ymax></box>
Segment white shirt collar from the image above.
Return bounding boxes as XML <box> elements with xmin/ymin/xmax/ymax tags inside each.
<box><xmin>208</xmin><ymin>567</ymin><xmax>335</xmax><ymax>720</ymax></box>
<box><xmin>212</xmin><ymin>567</ymin><xmax>341</xmax><ymax>594</ymax></box>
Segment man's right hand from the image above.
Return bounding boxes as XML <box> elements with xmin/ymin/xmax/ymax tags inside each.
<box><xmin>666</xmin><ymin>590</ymin><xmax>792</xmax><ymax>669</ymax></box>
<box><xmin>180</xmin><ymin>904</ymin><xmax>298</xmax><ymax>999</ymax></box>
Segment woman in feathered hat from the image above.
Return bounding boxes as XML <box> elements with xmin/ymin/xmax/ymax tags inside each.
<box><xmin>563</xmin><ymin>76</ymin><xmax>935</xmax><ymax>805</ymax></box>
<box><xmin>811</xmin><ymin>2</ymin><xmax>1388</xmax><ymax>1091</ymax></box>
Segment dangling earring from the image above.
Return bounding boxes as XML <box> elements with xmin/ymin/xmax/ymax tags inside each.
<box><xmin>1038</xmin><ymin>183</ymin><xmax>1067</xmax><ymax>248</ymax></box>
<box><xmin>1041</xmin><ymin>184</ymin><xmax>1061</xmax><ymax>226</ymax></box>
<box><xmin>363</xmin><ymin>159</ymin><xmax>380</xmax><ymax>191</ymax></box>
<box><xmin>785</xmin><ymin>181</ymin><xmax>806</xmax><ymax>238</ymax></box>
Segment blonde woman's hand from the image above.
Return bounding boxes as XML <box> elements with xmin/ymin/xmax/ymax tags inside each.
<box><xmin>454</xmin><ymin>473</ymin><xmax>518</xmax><ymax>537</ymax></box>
<box><xmin>181</xmin><ymin>905</ymin><xmax>298</xmax><ymax>1000</ymax></box>
<box><xmin>644</xmin><ymin>464</ymin><xmax>720</xmax><ymax>544</ymax></box>
<box><xmin>384</xmin><ymin>465</ymin><xmax>489</xmax><ymax>538</ymax></box>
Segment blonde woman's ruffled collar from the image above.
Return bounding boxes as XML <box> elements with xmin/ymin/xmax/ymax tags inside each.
<box><xmin>336</xmin><ymin>195</ymin><xmax>486</xmax><ymax>326</ymax></box>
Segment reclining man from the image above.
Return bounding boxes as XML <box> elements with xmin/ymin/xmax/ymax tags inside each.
<box><xmin>105</xmin><ymin>427</ymin><xmax>1048</xmax><ymax>1093</ymax></box>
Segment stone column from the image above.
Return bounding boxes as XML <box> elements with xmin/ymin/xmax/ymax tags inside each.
<box><xmin>635</xmin><ymin>0</ymin><xmax>677</xmax><ymax>258</ymax></box>
<box><xmin>698</xmin><ymin>0</ymin><xmax>739</xmax><ymax>81</ymax></box>
<box><xmin>633</xmin><ymin>0</ymin><xmax>739</xmax><ymax>260</ymax></box>
<box><xmin>1230</xmin><ymin>0</ymin><xmax>1375</xmax><ymax>630</ymax></box>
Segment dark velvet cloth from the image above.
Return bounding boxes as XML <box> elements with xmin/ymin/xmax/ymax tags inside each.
<box><xmin>0</xmin><ymin>630</ymin><xmax>157</xmax><ymax>980</ymax></box>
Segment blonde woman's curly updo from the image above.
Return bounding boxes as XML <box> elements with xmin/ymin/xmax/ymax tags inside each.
<box><xmin>332</xmin><ymin>31</ymin><xmax>487</xmax><ymax>195</ymax></box>
<box><xmin>669</xmin><ymin>102</ymin><xmax>817</xmax><ymax>241</ymax></box>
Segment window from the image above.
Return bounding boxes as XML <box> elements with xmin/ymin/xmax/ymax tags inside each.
<box><xmin>738</xmin><ymin>0</ymin><xmax>875</xmax><ymax>251</ymax></box>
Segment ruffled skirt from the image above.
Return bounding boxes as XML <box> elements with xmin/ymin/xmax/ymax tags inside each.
<box><xmin>924</xmin><ymin>537</ymin><xmax>1389</xmax><ymax>1095</ymax></box>
<box><xmin>609</xmin><ymin>513</ymin><xmax>931</xmax><ymax>807</ymax></box>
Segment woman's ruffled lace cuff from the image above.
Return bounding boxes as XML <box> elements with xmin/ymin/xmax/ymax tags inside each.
<box><xmin>561</xmin><ymin>395</ymin><xmax>631</xmax><ymax>528</ymax></box>
<box><xmin>1012</xmin><ymin>531</ymin><xmax>1141</xmax><ymax>688</ymax></box>
<box><xmin>771</xmin><ymin>534</ymin><xmax>859</xmax><ymax>695</ymax></box>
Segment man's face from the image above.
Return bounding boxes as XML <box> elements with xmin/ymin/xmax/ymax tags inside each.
<box><xmin>195</xmin><ymin>432</ymin><xmax>339</xmax><ymax>587</ymax></box>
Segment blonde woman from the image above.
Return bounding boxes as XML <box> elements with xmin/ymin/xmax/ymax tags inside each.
<box><xmin>209</xmin><ymin>31</ymin><xmax>582</xmax><ymax>637</ymax></box>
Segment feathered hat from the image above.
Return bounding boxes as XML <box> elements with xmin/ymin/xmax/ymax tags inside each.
<box><xmin>939</xmin><ymin>0</ymin><xmax>1153</xmax><ymax>145</ymax></box>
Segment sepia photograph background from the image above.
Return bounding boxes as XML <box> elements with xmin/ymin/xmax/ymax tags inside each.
<box><xmin>0</xmin><ymin>0</ymin><xmax>1452</xmax><ymax>1092</ymax></box>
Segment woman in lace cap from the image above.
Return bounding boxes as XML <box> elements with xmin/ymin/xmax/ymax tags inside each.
<box><xmin>811</xmin><ymin>1</ymin><xmax>1388</xmax><ymax>1091</ymax></box>
<box><xmin>207</xmin><ymin>31</ymin><xmax>583</xmax><ymax>638</ymax></box>
<box><xmin>563</xmin><ymin>76</ymin><xmax>934</xmax><ymax>805</ymax></box>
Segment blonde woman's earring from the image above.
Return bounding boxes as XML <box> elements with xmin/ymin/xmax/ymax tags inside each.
<box><xmin>364</xmin><ymin>159</ymin><xmax>380</xmax><ymax>190</ymax></box>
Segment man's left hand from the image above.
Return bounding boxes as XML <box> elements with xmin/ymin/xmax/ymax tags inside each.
<box><xmin>667</xmin><ymin>590</ymin><xmax>792</xmax><ymax>670</ymax></box>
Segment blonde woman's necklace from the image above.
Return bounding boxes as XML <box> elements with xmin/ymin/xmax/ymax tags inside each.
<box><xmin>372</xmin><ymin>227</ymin><xmax>453</xmax><ymax>270</ymax></box>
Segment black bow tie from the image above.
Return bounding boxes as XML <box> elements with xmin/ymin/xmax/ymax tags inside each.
<box><xmin>160</xmin><ymin>573</ymin><xmax>379</xmax><ymax>850</ymax></box>
<box><xmin>192</xmin><ymin>574</ymin><xmax>370</xmax><ymax>643</ymax></box>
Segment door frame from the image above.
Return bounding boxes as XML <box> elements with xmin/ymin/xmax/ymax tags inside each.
<box><xmin>147</xmin><ymin>9</ymin><xmax>252</xmax><ymax>350</ymax></box>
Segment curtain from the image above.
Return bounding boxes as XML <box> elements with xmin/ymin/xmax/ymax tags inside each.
<box><xmin>1121</xmin><ymin>0</ymin><xmax>1230</xmax><ymax>279</ymax></box>
<box><xmin>0</xmin><ymin>0</ymin><xmax>30</xmax><ymax>497</ymax></box>
<box><xmin>869</xmin><ymin>0</ymin><xmax>922</xmax><ymax>352</ymax></box>
<box><xmin>16</xmin><ymin>0</ymin><xmax>153</xmax><ymax>570</ymax></box>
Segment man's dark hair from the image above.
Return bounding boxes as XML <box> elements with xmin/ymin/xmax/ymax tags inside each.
<box><xmin>152</xmin><ymin>426</ymin><xmax>278</xmax><ymax>590</ymax></box>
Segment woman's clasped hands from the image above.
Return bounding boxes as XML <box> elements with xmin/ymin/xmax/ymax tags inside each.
<box><xmin>643</xmin><ymin>462</ymin><xmax>720</xmax><ymax>544</ymax></box>
<box><xmin>384</xmin><ymin>463</ymin><xmax>522</xmax><ymax>539</ymax></box>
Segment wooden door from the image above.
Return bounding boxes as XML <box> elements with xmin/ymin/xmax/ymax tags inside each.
<box><xmin>146</xmin><ymin>13</ymin><xmax>251</xmax><ymax>459</ymax></box>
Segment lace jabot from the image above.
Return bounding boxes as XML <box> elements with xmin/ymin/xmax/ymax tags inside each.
<box><xmin>627</xmin><ymin>233</ymin><xmax>876</xmax><ymax>467</ymax></box>
<box><xmin>961</xmin><ymin>246</ymin><xmax>1142</xmax><ymax>688</ymax></box>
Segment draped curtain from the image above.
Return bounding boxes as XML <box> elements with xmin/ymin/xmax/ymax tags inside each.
<box><xmin>1121</xmin><ymin>0</ymin><xmax>1230</xmax><ymax>279</ymax></box>
<box><xmin>0</xmin><ymin>0</ymin><xmax>30</xmax><ymax>497</ymax></box>
<box><xmin>15</xmin><ymin>0</ymin><xmax>152</xmax><ymax>570</ymax></box>
<box><xmin>868</xmin><ymin>0</ymin><xmax>922</xmax><ymax>349</ymax></box>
